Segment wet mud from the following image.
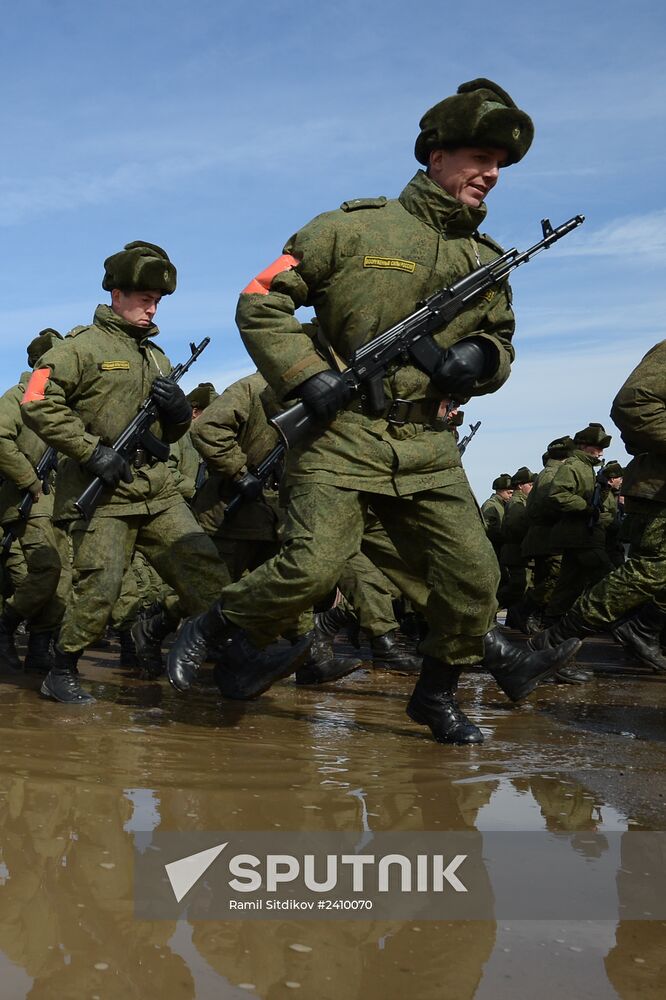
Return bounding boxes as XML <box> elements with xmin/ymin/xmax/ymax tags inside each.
<box><xmin>0</xmin><ymin>629</ymin><xmax>665</xmax><ymax>998</ymax></box>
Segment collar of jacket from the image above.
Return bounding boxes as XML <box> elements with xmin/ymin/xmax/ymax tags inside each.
<box><xmin>398</xmin><ymin>170</ymin><xmax>487</xmax><ymax>238</ymax></box>
<box><xmin>93</xmin><ymin>303</ymin><xmax>160</xmax><ymax>344</ymax></box>
<box><xmin>573</xmin><ymin>449</ymin><xmax>601</xmax><ymax>467</ymax></box>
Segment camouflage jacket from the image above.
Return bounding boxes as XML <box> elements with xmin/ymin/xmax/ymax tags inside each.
<box><xmin>481</xmin><ymin>493</ymin><xmax>507</xmax><ymax>554</ymax></box>
<box><xmin>168</xmin><ymin>432</ymin><xmax>200</xmax><ymax>501</ymax></box>
<box><xmin>236</xmin><ymin>169</ymin><xmax>516</xmax><ymax>495</ymax></box>
<box><xmin>21</xmin><ymin>304</ymin><xmax>189</xmax><ymax>521</ymax></box>
<box><xmin>500</xmin><ymin>490</ymin><xmax>530</xmax><ymax>563</ymax></box>
<box><xmin>546</xmin><ymin>450</ymin><xmax>613</xmax><ymax>550</ymax></box>
<box><xmin>611</xmin><ymin>339</ymin><xmax>666</xmax><ymax>502</ymax></box>
<box><xmin>522</xmin><ymin>459</ymin><xmax>563</xmax><ymax>557</ymax></box>
<box><xmin>191</xmin><ymin>372</ymin><xmax>282</xmax><ymax>541</ymax></box>
<box><xmin>0</xmin><ymin>372</ymin><xmax>55</xmax><ymax>523</ymax></box>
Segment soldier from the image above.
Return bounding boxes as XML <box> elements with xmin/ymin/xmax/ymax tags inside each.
<box><xmin>497</xmin><ymin>466</ymin><xmax>536</xmax><ymax>627</ymax></box>
<box><xmin>20</xmin><ymin>241</ymin><xmax>274</xmax><ymax>704</ymax></box>
<box><xmin>531</xmin><ymin>341</ymin><xmax>666</xmax><ymax>672</ymax></box>
<box><xmin>602</xmin><ymin>460</ymin><xmax>626</xmax><ymax>568</ymax></box>
<box><xmin>521</xmin><ymin>436</ymin><xmax>574</xmax><ymax>631</ymax></box>
<box><xmin>167</xmin><ymin>79</ymin><xmax>580</xmax><ymax>745</ymax></box>
<box><xmin>481</xmin><ymin>473</ymin><xmax>513</xmax><ymax>559</ymax></box>
<box><xmin>0</xmin><ymin>329</ymin><xmax>68</xmax><ymax>672</ymax></box>
<box><xmin>542</xmin><ymin>423</ymin><xmax>616</xmax><ymax>622</ymax></box>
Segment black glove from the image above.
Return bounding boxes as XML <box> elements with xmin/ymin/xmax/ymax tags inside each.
<box><xmin>150</xmin><ymin>378</ymin><xmax>192</xmax><ymax>424</ymax></box>
<box><xmin>84</xmin><ymin>443</ymin><xmax>133</xmax><ymax>488</ymax></box>
<box><xmin>233</xmin><ymin>471</ymin><xmax>264</xmax><ymax>502</ymax></box>
<box><xmin>298</xmin><ymin>370</ymin><xmax>353</xmax><ymax>423</ymax></box>
<box><xmin>431</xmin><ymin>338</ymin><xmax>497</xmax><ymax>396</ymax></box>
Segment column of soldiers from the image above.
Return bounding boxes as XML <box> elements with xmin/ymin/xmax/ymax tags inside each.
<box><xmin>3</xmin><ymin>75</ymin><xmax>664</xmax><ymax>749</ymax></box>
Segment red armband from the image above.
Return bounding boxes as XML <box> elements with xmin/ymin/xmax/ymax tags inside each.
<box><xmin>241</xmin><ymin>254</ymin><xmax>299</xmax><ymax>295</ymax></box>
<box><xmin>21</xmin><ymin>368</ymin><xmax>50</xmax><ymax>403</ymax></box>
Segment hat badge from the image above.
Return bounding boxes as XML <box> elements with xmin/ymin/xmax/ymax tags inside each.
<box><xmin>512</xmin><ymin>127</ymin><xmax>521</xmax><ymax>139</ymax></box>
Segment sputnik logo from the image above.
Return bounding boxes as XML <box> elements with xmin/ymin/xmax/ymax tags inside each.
<box><xmin>165</xmin><ymin>842</ymin><xmax>228</xmax><ymax>902</ymax></box>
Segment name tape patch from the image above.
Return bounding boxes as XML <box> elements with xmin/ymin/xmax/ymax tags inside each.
<box><xmin>100</xmin><ymin>361</ymin><xmax>130</xmax><ymax>371</ymax></box>
<box><xmin>363</xmin><ymin>255</ymin><xmax>416</xmax><ymax>273</ymax></box>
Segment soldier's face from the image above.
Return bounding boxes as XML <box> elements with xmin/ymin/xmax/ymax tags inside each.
<box><xmin>428</xmin><ymin>147</ymin><xmax>508</xmax><ymax>207</ymax></box>
<box><xmin>497</xmin><ymin>488</ymin><xmax>513</xmax><ymax>501</ymax></box>
<box><xmin>111</xmin><ymin>289</ymin><xmax>163</xmax><ymax>327</ymax></box>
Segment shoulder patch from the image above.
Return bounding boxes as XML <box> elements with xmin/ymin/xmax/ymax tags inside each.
<box><xmin>340</xmin><ymin>196</ymin><xmax>388</xmax><ymax>212</ymax></box>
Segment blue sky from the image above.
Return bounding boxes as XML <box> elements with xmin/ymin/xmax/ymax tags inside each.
<box><xmin>1</xmin><ymin>0</ymin><xmax>664</xmax><ymax>498</ymax></box>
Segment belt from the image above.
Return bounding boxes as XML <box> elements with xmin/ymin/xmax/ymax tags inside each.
<box><xmin>347</xmin><ymin>397</ymin><xmax>442</xmax><ymax>426</ymax></box>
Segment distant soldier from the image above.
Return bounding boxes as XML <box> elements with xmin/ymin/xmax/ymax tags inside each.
<box><xmin>542</xmin><ymin>423</ymin><xmax>615</xmax><ymax>622</ymax></box>
<box><xmin>531</xmin><ymin>342</ymin><xmax>666</xmax><ymax>673</ymax></box>
<box><xmin>481</xmin><ymin>473</ymin><xmax>513</xmax><ymax>558</ymax></box>
<box><xmin>497</xmin><ymin>466</ymin><xmax>536</xmax><ymax>626</ymax></box>
<box><xmin>521</xmin><ymin>435</ymin><xmax>575</xmax><ymax>631</ymax></box>
<box><xmin>602</xmin><ymin>460</ymin><xmax>626</xmax><ymax>568</ymax></box>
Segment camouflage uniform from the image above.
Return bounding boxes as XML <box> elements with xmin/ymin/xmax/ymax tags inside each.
<box><xmin>544</xmin><ymin>446</ymin><xmax>615</xmax><ymax>618</ymax></box>
<box><xmin>21</xmin><ymin>304</ymin><xmax>228</xmax><ymax>655</ymax></box>
<box><xmin>0</xmin><ymin>373</ymin><xmax>66</xmax><ymax>634</ymax></box>
<box><xmin>575</xmin><ymin>342</ymin><xmax>666</xmax><ymax>625</ymax></box>
<box><xmin>221</xmin><ymin>168</ymin><xmax>515</xmax><ymax>663</ymax></box>
<box><xmin>497</xmin><ymin>483</ymin><xmax>533</xmax><ymax>610</ymax></box>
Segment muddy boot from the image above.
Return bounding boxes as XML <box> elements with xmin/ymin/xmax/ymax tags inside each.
<box><xmin>40</xmin><ymin>647</ymin><xmax>95</xmax><ymax>704</ymax></box>
<box><xmin>215</xmin><ymin>630</ymin><xmax>313</xmax><ymax>699</ymax></box>
<box><xmin>0</xmin><ymin>606</ymin><xmax>22</xmax><ymax>671</ymax></box>
<box><xmin>131</xmin><ymin>608</ymin><xmax>175</xmax><ymax>678</ymax></box>
<box><xmin>483</xmin><ymin>626</ymin><xmax>582</xmax><ymax>702</ymax></box>
<box><xmin>295</xmin><ymin>624</ymin><xmax>362</xmax><ymax>685</ymax></box>
<box><xmin>167</xmin><ymin>601</ymin><xmax>311</xmax><ymax>695</ymax></box>
<box><xmin>23</xmin><ymin>629</ymin><xmax>56</xmax><ymax>673</ymax></box>
<box><xmin>406</xmin><ymin>657</ymin><xmax>483</xmax><ymax>744</ymax></box>
<box><xmin>612</xmin><ymin>604</ymin><xmax>666</xmax><ymax>672</ymax></box>
<box><xmin>117</xmin><ymin>626</ymin><xmax>139</xmax><ymax>669</ymax></box>
<box><xmin>371</xmin><ymin>631</ymin><xmax>421</xmax><ymax>673</ymax></box>
<box><xmin>527</xmin><ymin>611</ymin><xmax>595</xmax><ymax>684</ymax></box>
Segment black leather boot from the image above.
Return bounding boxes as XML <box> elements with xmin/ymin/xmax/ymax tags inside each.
<box><xmin>0</xmin><ymin>606</ymin><xmax>22</xmax><ymax>671</ymax></box>
<box><xmin>484</xmin><ymin>626</ymin><xmax>583</xmax><ymax>702</ymax></box>
<box><xmin>371</xmin><ymin>631</ymin><xmax>421</xmax><ymax>673</ymax></box>
<box><xmin>117</xmin><ymin>626</ymin><xmax>139</xmax><ymax>669</ymax></box>
<box><xmin>314</xmin><ymin>605</ymin><xmax>359</xmax><ymax>637</ymax></box>
<box><xmin>612</xmin><ymin>604</ymin><xmax>666</xmax><ymax>672</ymax></box>
<box><xmin>167</xmin><ymin>601</ymin><xmax>312</xmax><ymax>696</ymax></box>
<box><xmin>294</xmin><ymin>624</ymin><xmax>362</xmax><ymax>685</ymax></box>
<box><xmin>406</xmin><ymin>656</ymin><xmax>483</xmax><ymax>744</ymax></box>
<box><xmin>214</xmin><ymin>630</ymin><xmax>313</xmax><ymax>699</ymax></box>
<box><xmin>23</xmin><ymin>630</ymin><xmax>56</xmax><ymax>673</ymax></box>
<box><xmin>40</xmin><ymin>647</ymin><xmax>95</xmax><ymax>704</ymax></box>
<box><xmin>131</xmin><ymin>608</ymin><xmax>175</xmax><ymax>678</ymax></box>
<box><xmin>527</xmin><ymin>611</ymin><xmax>594</xmax><ymax>684</ymax></box>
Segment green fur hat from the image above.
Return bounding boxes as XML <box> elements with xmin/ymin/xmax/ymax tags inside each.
<box><xmin>603</xmin><ymin>460</ymin><xmax>624</xmax><ymax>479</ymax></box>
<box><xmin>511</xmin><ymin>466</ymin><xmax>536</xmax><ymax>487</ymax></box>
<box><xmin>415</xmin><ymin>78</ymin><xmax>534</xmax><ymax>166</ymax></box>
<box><xmin>102</xmin><ymin>241</ymin><xmax>177</xmax><ymax>294</ymax></box>
<box><xmin>544</xmin><ymin>435</ymin><xmax>575</xmax><ymax>462</ymax></box>
<box><xmin>27</xmin><ymin>328</ymin><xmax>63</xmax><ymax>368</ymax></box>
<box><xmin>492</xmin><ymin>473</ymin><xmax>513</xmax><ymax>491</ymax></box>
<box><xmin>186</xmin><ymin>382</ymin><xmax>218</xmax><ymax>409</ymax></box>
<box><xmin>574</xmin><ymin>422</ymin><xmax>612</xmax><ymax>449</ymax></box>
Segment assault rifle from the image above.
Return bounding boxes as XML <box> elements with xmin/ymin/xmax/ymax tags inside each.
<box><xmin>271</xmin><ymin>215</ymin><xmax>584</xmax><ymax>449</ymax></box>
<box><xmin>75</xmin><ymin>337</ymin><xmax>210</xmax><ymax>520</ymax></box>
<box><xmin>458</xmin><ymin>420</ymin><xmax>481</xmax><ymax>456</ymax></box>
<box><xmin>1</xmin><ymin>445</ymin><xmax>58</xmax><ymax>556</ymax></box>
<box><xmin>587</xmin><ymin>460</ymin><xmax>608</xmax><ymax>531</ymax></box>
<box><xmin>224</xmin><ymin>442</ymin><xmax>285</xmax><ymax>520</ymax></box>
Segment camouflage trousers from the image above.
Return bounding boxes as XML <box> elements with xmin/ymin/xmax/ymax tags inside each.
<box><xmin>58</xmin><ymin>502</ymin><xmax>229</xmax><ymax>653</ymax></box>
<box><xmin>576</xmin><ymin>500</ymin><xmax>666</xmax><ymax>625</ymax></box>
<box><xmin>4</xmin><ymin>515</ymin><xmax>69</xmax><ymax>632</ymax></box>
<box><xmin>546</xmin><ymin>547</ymin><xmax>614</xmax><ymax>619</ymax></box>
<box><xmin>221</xmin><ymin>481</ymin><xmax>499</xmax><ymax>664</ymax></box>
<box><xmin>531</xmin><ymin>554</ymin><xmax>562</xmax><ymax>611</ymax></box>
